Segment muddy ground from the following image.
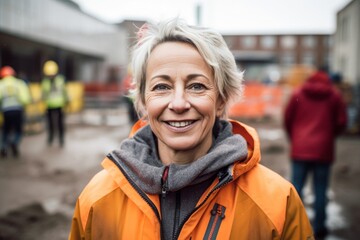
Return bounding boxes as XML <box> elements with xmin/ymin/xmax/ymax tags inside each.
<box><xmin>0</xmin><ymin>109</ymin><xmax>359</xmax><ymax>240</ymax></box>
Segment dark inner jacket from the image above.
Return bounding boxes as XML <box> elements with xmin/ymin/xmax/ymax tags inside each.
<box><xmin>111</xmin><ymin>119</ymin><xmax>248</xmax><ymax>239</ymax></box>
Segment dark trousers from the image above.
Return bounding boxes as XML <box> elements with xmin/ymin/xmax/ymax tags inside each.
<box><xmin>46</xmin><ymin>107</ymin><xmax>65</xmax><ymax>145</ymax></box>
<box><xmin>291</xmin><ymin>160</ymin><xmax>331</xmax><ymax>234</ymax></box>
<box><xmin>1</xmin><ymin>110</ymin><xmax>24</xmax><ymax>150</ymax></box>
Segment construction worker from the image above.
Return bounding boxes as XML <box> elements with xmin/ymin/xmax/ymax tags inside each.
<box><xmin>0</xmin><ymin>66</ymin><xmax>31</xmax><ymax>158</ymax></box>
<box><xmin>41</xmin><ymin>60</ymin><xmax>68</xmax><ymax>147</ymax></box>
<box><xmin>121</xmin><ymin>66</ymin><xmax>139</xmax><ymax>125</ymax></box>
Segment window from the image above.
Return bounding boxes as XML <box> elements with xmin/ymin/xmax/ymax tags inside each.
<box><xmin>282</xmin><ymin>52</ymin><xmax>295</xmax><ymax>66</ymax></box>
<box><xmin>260</xmin><ymin>36</ymin><xmax>276</xmax><ymax>49</ymax></box>
<box><xmin>323</xmin><ymin>53</ymin><xmax>332</xmax><ymax>68</ymax></box>
<box><xmin>302</xmin><ymin>36</ymin><xmax>316</xmax><ymax>48</ymax></box>
<box><xmin>242</xmin><ymin>36</ymin><xmax>256</xmax><ymax>49</ymax></box>
<box><xmin>302</xmin><ymin>52</ymin><xmax>315</xmax><ymax>66</ymax></box>
<box><xmin>323</xmin><ymin>36</ymin><xmax>333</xmax><ymax>48</ymax></box>
<box><xmin>281</xmin><ymin>36</ymin><xmax>296</xmax><ymax>49</ymax></box>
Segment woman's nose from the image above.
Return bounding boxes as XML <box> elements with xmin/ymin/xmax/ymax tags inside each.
<box><xmin>168</xmin><ymin>90</ymin><xmax>190</xmax><ymax>113</ymax></box>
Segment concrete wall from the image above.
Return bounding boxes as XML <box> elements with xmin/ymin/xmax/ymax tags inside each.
<box><xmin>0</xmin><ymin>0</ymin><xmax>128</xmax><ymax>81</ymax></box>
<box><xmin>334</xmin><ymin>0</ymin><xmax>360</xmax><ymax>85</ymax></box>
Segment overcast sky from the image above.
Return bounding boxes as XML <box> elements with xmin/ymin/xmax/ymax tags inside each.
<box><xmin>72</xmin><ymin>0</ymin><xmax>351</xmax><ymax>34</ymax></box>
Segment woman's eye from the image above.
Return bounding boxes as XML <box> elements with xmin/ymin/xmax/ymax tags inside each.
<box><xmin>152</xmin><ymin>84</ymin><xmax>170</xmax><ymax>91</ymax></box>
<box><xmin>189</xmin><ymin>83</ymin><xmax>206</xmax><ymax>91</ymax></box>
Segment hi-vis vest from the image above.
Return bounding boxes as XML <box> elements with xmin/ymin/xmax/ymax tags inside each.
<box><xmin>41</xmin><ymin>75</ymin><xmax>68</xmax><ymax>109</ymax></box>
<box><xmin>0</xmin><ymin>76</ymin><xmax>31</xmax><ymax>112</ymax></box>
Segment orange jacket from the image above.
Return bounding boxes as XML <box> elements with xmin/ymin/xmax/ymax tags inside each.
<box><xmin>69</xmin><ymin>120</ymin><xmax>313</xmax><ymax>239</ymax></box>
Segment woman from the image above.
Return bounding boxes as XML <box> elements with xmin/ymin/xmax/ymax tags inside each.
<box><xmin>69</xmin><ymin>19</ymin><xmax>313</xmax><ymax>239</ymax></box>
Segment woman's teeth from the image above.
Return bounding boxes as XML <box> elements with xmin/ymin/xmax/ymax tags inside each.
<box><xmin>168</xmin><ymin>121</ymin><xmax>193</xmax><ymax>127</ymax></box>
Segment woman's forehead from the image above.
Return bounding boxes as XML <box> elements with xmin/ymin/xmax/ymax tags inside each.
<box><xmin>150</xmin><ymin>42</ymin><xmax>200</xmax><ymax>60</ymax></box>
<box><xmin>146</xmin><ymin>42</ymin><xmax>213</xmax><ymax>81</ymax></box>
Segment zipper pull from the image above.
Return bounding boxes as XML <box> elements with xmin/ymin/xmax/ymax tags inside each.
<box><xmin>217</xmin><ymin>169</ymin><xmax>227</xmax><ymax>180</ymax></box>
<box><xmin>216</xmin><ymin>168</ymin><xmax>233</xmax><ymax>187</ymax></box>
<box><xmin>161</xmin><ymin>166</ymin><xmax>169</xmax><ymax>198</ymax></box>
<box><xmin>211</xmin><ymin>204</ymin><xmax>226</xmax><ymax>219</ymax></box>
<box><xmin>204</xmin><ymin>203</ymin><xmax>226</xmax><ymax>240</ymax></box>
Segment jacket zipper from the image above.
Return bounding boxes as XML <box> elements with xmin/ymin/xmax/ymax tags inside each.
<box><xmin>107</xmin><ymin>153</ymin><xmax>164</xmax><ymax>239</ymax></box>
<box><xmin>161</xmin><ymin>166</ymin><xmax>182</xmax><ymax>239</ymax></box>
<box><xmin>203</xmin><ymin>203</ymin><xmax>226</xmax><ymax>240</ymax></box>
<box><xmin>172</xmin><ymin>168</ymin><xmax>233</xmax><ymax>240</ymax></box>
<box><xmin>173</xmin><ymin>191</ymin><xmax>181</xmax><ymax>238</ymax></box>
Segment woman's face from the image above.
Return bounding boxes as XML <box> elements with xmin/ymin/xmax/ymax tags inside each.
<box><xmin>144</xmin><ymin>42</ymin><xmax>224</xmax><ymax>160</ymax></box>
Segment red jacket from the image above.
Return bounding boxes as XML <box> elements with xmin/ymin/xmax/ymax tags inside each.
<box><xmin>284</xmin><ymin>71</ymin><xmax>347</xmax><ymax>163</ymax></box>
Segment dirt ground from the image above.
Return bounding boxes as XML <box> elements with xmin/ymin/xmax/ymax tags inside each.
<box><xmin>0</xmin><ymin>110</ymin><xmax>359</xmax><ymax>240</ymax></box>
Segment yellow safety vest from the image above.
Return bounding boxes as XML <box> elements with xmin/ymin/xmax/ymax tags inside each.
<box><xmin>0</xmin><ymin>76</ymin><xmax>31</xmax><ymax>111</ymax></box>
<box><xmin>41</xmin><ymin>75</ymin><xmax>68</xmax><ymax>109</ymax></box>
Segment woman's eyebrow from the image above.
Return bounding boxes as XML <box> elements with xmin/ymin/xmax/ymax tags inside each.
<box><xmin>149</xmin><ymin>74</ymin><xmax>171</xmax><ymax>81</ymax></box>
<box><xmin>149</xmin><ymin>73</ymin><xmax>210</xmax><ymax>82</ymax></box>
<box><xmin>187</xmin><ymin>73</ymin><xmax>210</xmax><ymax>81</ymax></box>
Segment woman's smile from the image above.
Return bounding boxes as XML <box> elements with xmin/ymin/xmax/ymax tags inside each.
<box><xmin>166</xmin><ymin>120</ymin><xmax>195</xmax><ymax>128</ymax></box>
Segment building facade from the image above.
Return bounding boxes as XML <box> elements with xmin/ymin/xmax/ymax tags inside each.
<box><xmin>333</xmin><ymin>0</ymin><xmax>360</xmax><ymax>86</ymax></box>
<box><xmin>333</xmin><ymin>0</ymin><xmax>360</xmax><ymax>134</ymax></box>
<box><xmin>222</xmin><ymin>34</ymin><xmax>332</xmax><ymax>83</ymax></box>
<box><xmin>0</xmin><ymin>0</ymin><xmax>128</xmax><ymax>83</ymax></box>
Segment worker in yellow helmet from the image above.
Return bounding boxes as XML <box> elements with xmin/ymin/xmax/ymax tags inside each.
<box><xmin>41</xmin><ymin>60</ymin><xmax>68</xmax><ymax>147</ymax></box>
<box><xmin>0</xmin><ymin>66</ymin><xmax>31</xmax><ymax>158</ymax></box>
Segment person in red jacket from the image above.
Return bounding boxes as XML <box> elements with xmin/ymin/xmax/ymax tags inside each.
<box><xmin>284</xmin><ymin>68</ymin><xmax>347</xmax><ymax>238</ymax></box>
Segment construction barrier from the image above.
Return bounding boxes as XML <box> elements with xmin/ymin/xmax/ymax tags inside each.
<box><xmin>229</xmin><ymin>83</ymin><xmax>284</xmax><ymax>120</ymax></box>
<box><xmin>65</xmin><ymin>82</ymin><xmax>84</xmax><ymax>113</ymax></box>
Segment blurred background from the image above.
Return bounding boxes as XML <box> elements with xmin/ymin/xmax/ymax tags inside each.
<box><xmin>0</xmin><ymin>0</ymin><xmax>359</xmax><ymax>239</ymax></box>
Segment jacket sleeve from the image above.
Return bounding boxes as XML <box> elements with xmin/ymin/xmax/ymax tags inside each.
<box><xmin>18</xmin><ymin>81</ymin><xmax>32</xmax><ymax>105</ymax></box>
<box><xmin>281</xmin><ymin>187</ymin><xmax>314</xmax><ymax>240</ymax></box>
<box><xmin>68</xmin><ymin>199</ymin><xmax>86</xmax><ymax>240</ymax></box>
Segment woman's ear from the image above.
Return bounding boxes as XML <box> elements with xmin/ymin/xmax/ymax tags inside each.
<box><xmin>216</xmin><ymin>98</ymin><xmax>226</xmax><ymax>117</ymax></box>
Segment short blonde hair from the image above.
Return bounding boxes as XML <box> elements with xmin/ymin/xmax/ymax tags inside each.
<box><xmin>131</xmin><ymin>18</ymin><xmax>243</xmax><ymax>118</ymax></box>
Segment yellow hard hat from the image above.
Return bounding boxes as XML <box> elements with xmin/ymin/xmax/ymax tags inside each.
<box><xmin>43</xmin><ymin>60</ymin><xmax>58</xmax><ymax>76</ymax></box>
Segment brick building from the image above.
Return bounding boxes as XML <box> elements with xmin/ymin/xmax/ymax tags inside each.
<box><xmin>222</xmin><ymin>34</ymin><xmax>332</xmax><ymax>83</ymax></box>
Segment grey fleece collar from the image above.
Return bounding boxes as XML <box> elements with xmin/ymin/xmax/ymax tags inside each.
<box><xmin>111</xmin><ymin>120</ymin><xmax>248</xmax><ymax>194</ymax></box>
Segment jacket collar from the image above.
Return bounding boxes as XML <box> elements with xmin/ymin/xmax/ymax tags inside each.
<box><xmin>128</xmin><ymin>119</ymin><xmax>260</xmax><ymax>181</ymax></box>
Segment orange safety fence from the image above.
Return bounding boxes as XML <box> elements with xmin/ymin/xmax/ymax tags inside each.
<box><xmin>229</xmin><ymin>83</ymin><xmax>284</xmax><ymax>119</ymax></box>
